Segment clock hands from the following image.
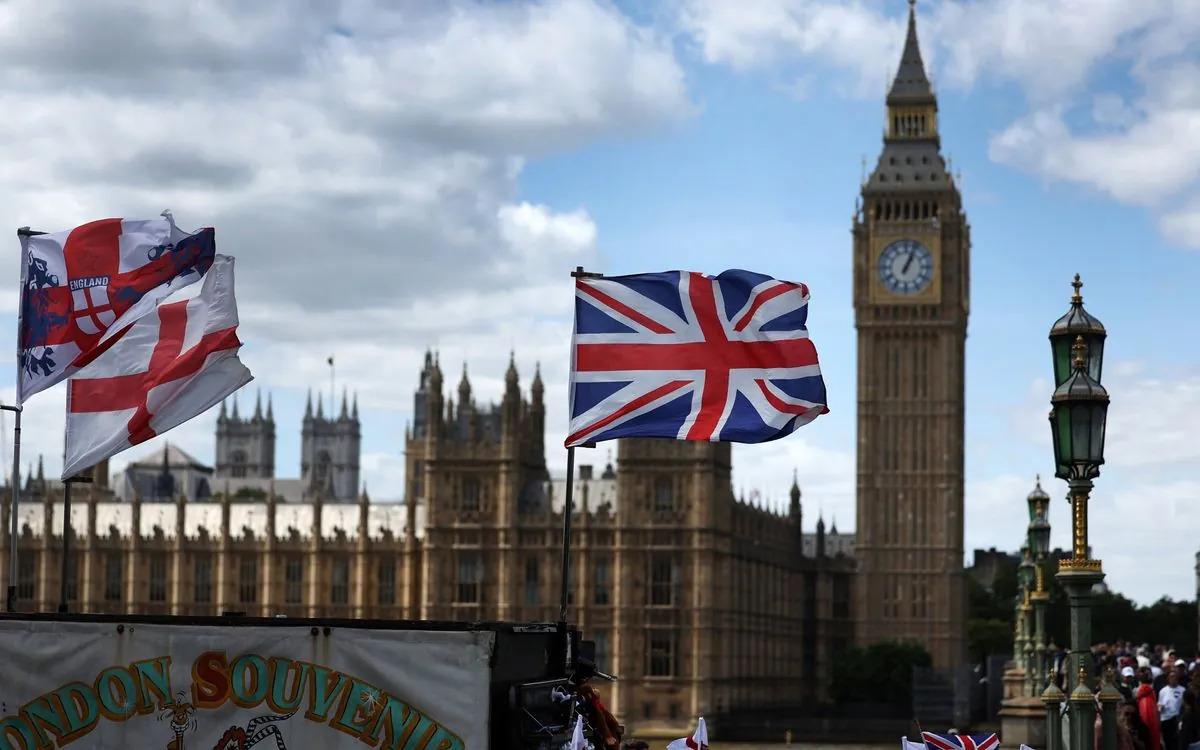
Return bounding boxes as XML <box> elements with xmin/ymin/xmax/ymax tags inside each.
<box><xmin>901</xmin><ymin>246</ymin><xmax>917</xmax><ymax>276</ymax></box>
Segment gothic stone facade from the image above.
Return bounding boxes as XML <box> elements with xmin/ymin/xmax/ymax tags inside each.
<box><xmin>0</xmin><ymin>354</ymin><xmax>853</xmax><ymax>738</ymax></box>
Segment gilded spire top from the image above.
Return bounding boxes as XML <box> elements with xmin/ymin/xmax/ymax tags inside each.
<box><xmin>1072</xmin><ymin>335</ymin><xmax>1087</xmax><ymax>370</ymax></box>
<box><xmin>1071</xmin><ymin>273</ymin><xmax>1083</xmax><ymax>304</ymax></box>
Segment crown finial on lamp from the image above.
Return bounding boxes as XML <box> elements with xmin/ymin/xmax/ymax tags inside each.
<box><xmin>1071</xmin><ymin>273</ymin><xmax>1083</xmax><ymax>304</ymax></box>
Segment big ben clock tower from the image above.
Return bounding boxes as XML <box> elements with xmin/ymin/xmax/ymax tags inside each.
<box><xmin>852</xmin><ymin>0</ymin><xmax>969</xmax><ymax>668</ymax></box>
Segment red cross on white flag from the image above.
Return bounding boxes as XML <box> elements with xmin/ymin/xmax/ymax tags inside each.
<box><xmin>62</xmin><ymin>254</ymin><xmax>252</xmax><ymax>479</ymax></box>
<box><xmin>666</xmin><ymin>717</ymin><xmax>709</xmax><ymax>750</ymax></box>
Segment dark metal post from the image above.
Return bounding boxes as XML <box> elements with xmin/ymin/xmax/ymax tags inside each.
<box><xmin>558</xmin><ymin>446</ymin><xmax>577</xmax><ymax>624</ymax></box>
<box><xmin>10</xmin><ymin>227</ymin><xmax>43</xmax><ymax>613</ymax></box>
<box><xmin>1042</xmin><ymin>670</ymin><xmax>1066</xmax><ymax>750</ymax></box>
<box><xmin>556</xmin><ymin>265</ymin><xmax>605</xmax><ymax>675</ymax></box>
<box><xmin>58</xmin><ymin>480</ymin><xmax>72</xmax><ymax>612</ymax></box>
<box><xmin>58</xmin><ymin>474</ymin><xmax>93</xmax><ymax>613</ymax></box>
<box><xmin>4</xmin><ymin>405</ymin><xmax>21</xmax><ymax>613</ymax></box>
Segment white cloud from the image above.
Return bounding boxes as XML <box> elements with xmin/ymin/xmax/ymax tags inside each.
<box><xmin>676</xmin><ymin>0</ymin><xmax>905</xmax><ymax>96</ymax></box>
<box><xmin>0</xmin><ymin>0</ymin><xmax>691</xmax><ymax>310</ymax></box>
<box><xmin>1004</xmin><ymin>360</ymin><xmax>1200</xmax><ymax>603</ymax></box>
<box><xmin>674</xmin><ymin>0</ymin><xmax>1200</xmax><ymax>250</ymax></box>
<box><xmin>1160</xmin><ymin>198</ymin><xmax>1200</xmax><ymax>249</ymax></box>
<box><xmin>0</xmin><ymin>0</ymin><xmax>692</xmax><ymax>488</ymax></box>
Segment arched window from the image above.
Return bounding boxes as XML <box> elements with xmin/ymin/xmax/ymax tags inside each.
<box><xmin>315</xmin><ymin>451</ymin><xmax>333</xmax><ymax>489</ymax></box>
<box><xmin>653</xmin><ymin>477</ymin><xmax>674</xmax><ymax>512</ymax></box>
<box><xmin>231</xmin><ymin>450</ymin><xmax>247</xmax><ymax>478</ymax></box>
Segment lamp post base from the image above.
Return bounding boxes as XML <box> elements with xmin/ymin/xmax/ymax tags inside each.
<box><xmin>1056</xmin><ymin>562</ymin><xmax>1106</xmax><ymax>750</ymax></box>
<box><xmin>1001</xmin><ymin>697</ymin><xmax>1047</xmax><ymax>749</ymax></box>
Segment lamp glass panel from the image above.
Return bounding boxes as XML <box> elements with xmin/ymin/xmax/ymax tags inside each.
<box><xmin>1090</xmin><ymin>402</ymin><xmax>1108</xmax><ymax>464</ymax></box>
<box><xmin>1051</xmin><ymin>337</ymin><xmax>1073</xmax><ymax>387</ymax></box>
<box><xmin>1085</xmin><ymin>334</ymin><xmax>1105</xmax><ymax>383</ymax></box>
<box><xmin>1069</xmin><ymin>403</ymin><xmax>1094</xmax><ymax>464</ymax></box>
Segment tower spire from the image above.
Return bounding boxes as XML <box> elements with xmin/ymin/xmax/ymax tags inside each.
<box><xmin>888</xmin><ymin>0</ymin><xmax>933</xmax><ymax>104</ymax></box>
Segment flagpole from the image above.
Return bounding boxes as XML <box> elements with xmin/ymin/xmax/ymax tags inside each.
<box><xmin>327</xmin><ymin>356</ymin><xmax>335</xmax><ymax>411</ymax></box>
<box><xmin>58</xmin><ymin>473</ymin><xmax>93</xmax><ymax>613</ymax></box>
<box><xmin>558</xmin><ymin>445</ymin><xmax>577</xmax><ymax>624</ymax></box>
<box><xmin>8</xmin><ymin>226</ymin><xmax>41</xmax><ymax>613</ymax></box>
<box><xmin>3</xmin><ymin>405</ymin><xmax>20</xmax><ymax>613</ymax></box>
<box><xmin>558</xmin><ymin>266</ymin><xmax>603</xmax><ymax>667</ymax></box>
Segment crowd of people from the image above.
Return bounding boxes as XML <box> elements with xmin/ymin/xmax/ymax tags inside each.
<box><xmin>1053</xmin><ymin>641</ymin><xmax>1200</xmax><ymax>750</ymax></box>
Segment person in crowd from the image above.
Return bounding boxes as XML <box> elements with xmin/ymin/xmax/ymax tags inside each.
<box><xmin>1137</xmin><ymin>668</ymin><xmax>1163</xmax><ymax>750</ymax></box>
<box><xmin>1122</xmin><ymin>698</ymin><xmax>1152</xmax><ymax>750</ymax></box>
<box><xmin>1119</xmin><ymin>666</ymin><xmax>1139</xmax><ymax>702</ymax></box>
<box><xmin>1178</xmin><ymin>689</ymin><xmax>1199</xmax><ymax>750</ymax></box>
<box><xmin>1161</xmin><ymin>667</ymin><xmax>1186</xmax><ymax>750</ymax></box>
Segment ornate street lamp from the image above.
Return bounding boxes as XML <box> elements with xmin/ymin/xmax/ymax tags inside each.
<box><xmin>1049</xmin><ymin>274</ymin><xmax>1106</xmax><ymax>387</ymax></box>
<box><xmin>1048</xmin><ymin>339</ymin><xmax>1109</xmax><ymax>489</ymax></box>
<box><xmin>1027</xmin><ymin>477</ymin><xmax>1052</xmax><ymax>694</ymax></box>
<box><xmin>1049</xmin><ymin>275</ymin><xmax>1107</xmax><ymax>481</ymax></box>
<box><xmin>1018</xmin><ymin>544</ymin><xmax>1037</xmax><ymax>693</ymax></box>
<box><xmin>1027</xmin><ymin>478</ymin><xmax>1051</xmax><ymax>557</ymax></box>
<box><xmin>1045</xmin><ymin>274</ymin><xmax>1115</xmax><ymax>750</ymax></box>
<box><xmin>1018</xmin><ymin>544</ymin><xmax>1036</xmax><ymax>590</ymax></box>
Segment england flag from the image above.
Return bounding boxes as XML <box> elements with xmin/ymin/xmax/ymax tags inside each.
<box><xmin>17</xmin><ymin>212</ymin><xmax>216</xmax><ymax>404</ymax></box>
<box><xmin>62</xmin><ymin>254</ymin><xmax>252</xmax><ymax>479</ymax></box>
<box><xmin>667</xmin><ymin>717</ymin><xmax>708</xmax><ymax>750</ymax></box>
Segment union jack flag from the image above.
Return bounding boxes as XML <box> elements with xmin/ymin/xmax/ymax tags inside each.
<box><xmin>565</xmin><ymin>269</ymin><xmax>828</xmax><ymax>448</ymax></box>
<box><xmin>922</xmin><ymin>732</ymin><xmax>1000</xmax><ymax>750</ymax></box>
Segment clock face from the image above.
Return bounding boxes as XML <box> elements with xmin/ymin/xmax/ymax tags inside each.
<box><xmin>878</xmin><ymin>239</ymin><xmax>934</xmax><ymax>295</ymax></box>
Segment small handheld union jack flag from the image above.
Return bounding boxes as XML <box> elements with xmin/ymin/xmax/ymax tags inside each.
<box><xmin>921</xmin><ymin>731</ymin><xmax>1000</xmax><ymax>750</ymax></box>
<box><xmin>565</xmin><ymin>268</ymin><xmax>828</xmax><ymax>447</ymax></box>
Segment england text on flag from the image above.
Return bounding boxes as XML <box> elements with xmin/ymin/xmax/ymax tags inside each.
<box><xmin>62</xmin><ymin>255</ymin><xmax>252</xmax><ymax>480</ymax></box>
<box><xmin>566</xmin><ymin>270</ymin><xmax>828</xmax><ymax>447</ymax></box>
<box><xmin>921</xmin><ymin>731</ymin><xmax>1000</xmax><ymax>750</ymax></box>
<box><xmin>18</xmin><ymin>213</ymin><xmax>216</xmax><ymax>405</ymax></box>
<box><xmin>666</xmin><ymin>716</ymin><xmax>709</xmax><ymax>750</ymax></box>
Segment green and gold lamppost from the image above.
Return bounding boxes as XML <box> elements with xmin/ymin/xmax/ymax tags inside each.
<box><xmin>1027</xmin><ymin>477</ymin><xmax>1052</xmax><ymax>695</ymax></box>
<box><xmin>1014</xmin><ymin>541</ymin><xmax>1031</xmax><ymax>667</ymax></box>
<box><xmin>1018</xmin><ymin>544</ymin><xmax>1037</xmax><ymax>695</ymax></box>
<box><xmin>1044</xmin><ymin>274</ymin><xmax>1112</xmax><ymax>750</ymax></box>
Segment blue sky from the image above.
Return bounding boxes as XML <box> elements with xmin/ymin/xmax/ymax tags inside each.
<box><xmin>0</xmin><ymin>0</ymin><xmax>1196</xmax><ymax>606</ymax></box>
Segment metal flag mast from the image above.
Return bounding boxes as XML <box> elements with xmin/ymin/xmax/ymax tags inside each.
<box><xmin>6</xmin><ymin>227</ymin><xmax>43</xmax><ymax>612</ymax></box>
<box><xmin>328</xmin><ymin>355</ymin><xmax>335</xmax><ymax>413</ymax></box>
<box><xmin>58</xmin><ymin>473</ymin><xmax>93</xmax><ymax>612</ymax></box>
<box><xmin>556</xmin><ymin>266</ymin><xmax>602</xmax><ymax>670</ymax></box>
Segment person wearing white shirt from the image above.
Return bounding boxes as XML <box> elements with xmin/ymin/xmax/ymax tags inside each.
<box><xmin>1159</xmin><ymin>669</ymin><xmax>1185</xmax><ymax>750</ymax></box>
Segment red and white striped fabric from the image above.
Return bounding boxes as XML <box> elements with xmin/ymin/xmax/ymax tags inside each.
<box><xmin>667</xmin><ymin>717</ymin><xmax>708</xmax><ymax>750</ymax></box>
<box><xmin>62</xmin><ymin>255</ymin><xmax>252</xmax><ymax>479</ymax></box>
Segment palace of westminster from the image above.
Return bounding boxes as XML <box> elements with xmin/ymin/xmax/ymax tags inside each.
<box><xmin>0</xmin><ymin>4</ymin><xmax>972</xmax><ymax>735</ymax></box>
